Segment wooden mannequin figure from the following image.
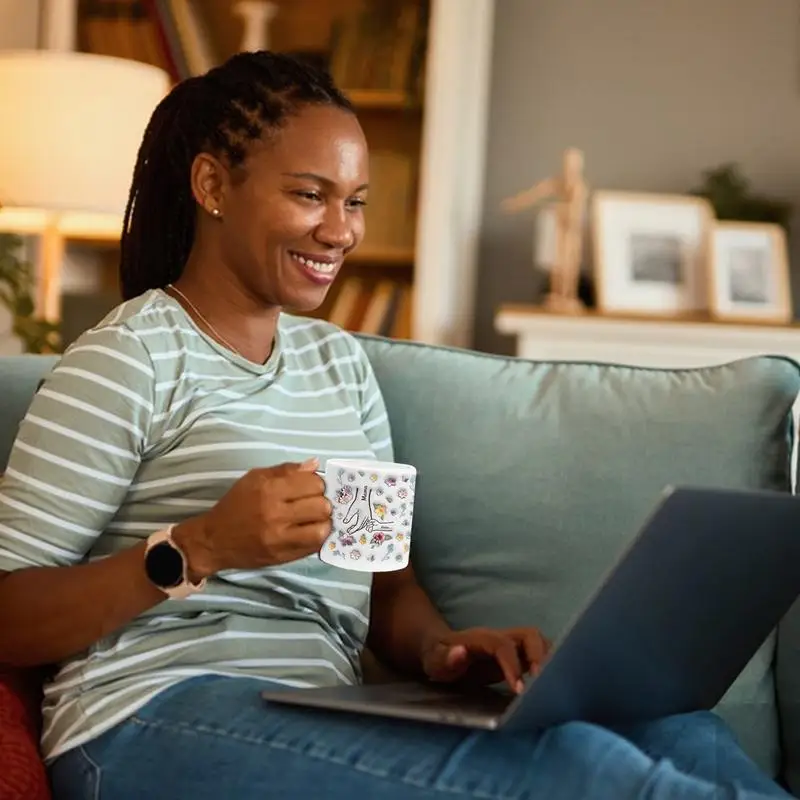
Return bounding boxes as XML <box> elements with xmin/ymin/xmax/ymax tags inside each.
<box><xmin>502</xmin><ymin>148</ymin><xmax>588</xmax><ymax>313</ymax></box>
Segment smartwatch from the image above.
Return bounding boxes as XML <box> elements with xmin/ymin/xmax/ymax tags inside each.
<box><xmin>144</xmin><ymin>526</ymin><xmax>207</xmax><ymax>599</ymax></box>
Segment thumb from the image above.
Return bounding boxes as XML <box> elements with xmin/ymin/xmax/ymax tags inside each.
<box><xmin>426</xmin><ymin>643</ymin><xmax>469</xmax><ymax>680</ymax></box>
<box><xmin>444</xmin><ymin>644</ymin><xmax>469</xmax><ymax>670</ymax></box>
<box><xmin>298</xmin><ymin>457</ymin><xmax>320</xmax><ymax>472</ymax></box>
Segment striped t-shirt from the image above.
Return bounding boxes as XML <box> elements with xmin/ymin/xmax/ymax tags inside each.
<box><xmin>0</xmin><ymin>288</ymin><xmax>393</xmax><ymax>762</ymax></box>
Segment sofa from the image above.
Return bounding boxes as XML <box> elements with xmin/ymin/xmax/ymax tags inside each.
<box><xmin>2</xmin><ymin>338</ymin><xmax>800</xmax><ymax>798</ymax></box>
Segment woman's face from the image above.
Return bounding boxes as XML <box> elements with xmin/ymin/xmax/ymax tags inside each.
<box><xmin>194</xmin><ymin>104</ymin><xmax>369</xmax><ymax>312</ymax></box>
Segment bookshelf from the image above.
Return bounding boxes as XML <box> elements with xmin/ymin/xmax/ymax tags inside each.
<box><xmin>69</xmin><ymin>0</ymin><xmax>495</xmax><ymax>347</ymax></box>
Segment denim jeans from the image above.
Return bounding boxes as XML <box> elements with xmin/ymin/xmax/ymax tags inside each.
<box><xmin>49</xmin><ymin>675</ymin><xmax>792</xmax><ymax>800</ymax></box>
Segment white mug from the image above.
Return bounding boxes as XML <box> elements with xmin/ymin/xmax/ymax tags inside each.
<box><xmin>319</xmin><ymin>458</ymin><xmax>417</xmax><ymax>572</ymax></box>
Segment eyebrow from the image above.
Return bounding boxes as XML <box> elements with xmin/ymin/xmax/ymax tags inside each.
<box><xmin>282</xmin><ymin>172</ymin><xmax>368</xmax><ymax>192</ymax></box>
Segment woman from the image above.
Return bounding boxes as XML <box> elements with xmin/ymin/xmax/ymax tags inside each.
<box><xmin>0</xmin><ymin>51</ymin><xmax>790</xmax><ymax>800</ymax></box>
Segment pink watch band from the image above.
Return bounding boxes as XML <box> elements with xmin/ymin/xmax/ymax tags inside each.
<box><xmin>145</xmin><ymin>526</ymin><xmax>207</xmax><ymax>599</ymax></box>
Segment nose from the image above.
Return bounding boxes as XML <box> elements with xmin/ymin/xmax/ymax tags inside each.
<box><xmin>314</xmin><ymin>203</ymin><xmax>355</xmax><ymax>251</ymax></box>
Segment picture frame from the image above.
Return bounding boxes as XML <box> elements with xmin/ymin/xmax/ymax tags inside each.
<box><xmin>708</xmin><ymin>221</ymin><xmax>792</xmax><ymax>324</ymax></box>
<box><xmin>592</xmin><ymin>191</ymin><xmax>714</xmax><ymax>316</ymax></box>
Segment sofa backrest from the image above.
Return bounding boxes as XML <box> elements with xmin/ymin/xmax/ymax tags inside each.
<box><xmin>0</xmin><ymin>356</ymin><xmax>59</xmax><ymax>470</ymax></box>
<box><xmin>355</xmin><ymin>335</ymin><xmax>800</xmax><ymax>781</ymax></box>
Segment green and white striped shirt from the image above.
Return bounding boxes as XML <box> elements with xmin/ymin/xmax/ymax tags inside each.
<box><xmin>0</xmin><ymin>289</ymin><xmax>393</xmax><ymax>762</ymax></box>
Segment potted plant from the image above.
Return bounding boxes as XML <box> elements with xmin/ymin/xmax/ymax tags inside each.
<box><xmin>0</xmin><ymin>233</ymin><xmax>61</xmax><ymax>354</ymax></box>
<box><xmin>690</xmin><ymin>163</ymin><xmax>793</xmax><ymax>232</ymax></box>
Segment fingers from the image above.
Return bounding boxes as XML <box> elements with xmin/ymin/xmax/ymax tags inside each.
<box><xmin>491</xmin><ymin>637</ymin><xmax>525</xmax><ymax>693</ymax></box>
<box><xmin>289</xmin><ymin>495</ymin><xmax>333</xmax><ymax>525</ymax></box>
<box><xmin>423</xmin><ymin>642</ymin><xmax>461</xmax><ymax>683</ymax></box>
<box><xmin>461</xmin><ymin>631</ymin><xmax>524</xmax><ymax>693</ymax></box>
<box><xmin>513</xmin><ymin>629</ymin><xmax>550</xmax><ymax>676</ymax></box>
<box><xmin>423</xmin><ymin>628</ymin><xmax>551</xmax><ymax>694</ymax></box>
<box><xmin>291</xmin><ymin>519</ymin><xmax>333</xmax><ymax>554</ymax></box>
<box><xmin>444</xmin><ymin>644</ymin><xmax>470</xmax><ymax>671</ymax></box>
<box><xmin>286</xmin><ymin>471</ymin><xmax>326</xmax><ymax>501</ymax></box>
<box><xmin>256</xmin><ymin>467</ymin><xmax>325</xmax><ymax>501</ymax></box>
<box><xmin>257</xmin><ymin>461</ymin><xmax>309</xmax><ymax>478</ymax></box>
<box><xmin>457</xmin><ymin>629</ymin><xmax>548</xmax><ymax>693</ymax></box>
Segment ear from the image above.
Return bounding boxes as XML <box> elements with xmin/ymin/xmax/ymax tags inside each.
<box><xmin>190</xmin><ymin>152</ymin><xmax>229</xmax><ymax>219</ymax></box>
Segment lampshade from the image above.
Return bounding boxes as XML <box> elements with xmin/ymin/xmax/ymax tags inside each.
<box><xmin>0</xmin><ymin>50</ymin><xmax>170</xmax><ymax>237</ymax></box>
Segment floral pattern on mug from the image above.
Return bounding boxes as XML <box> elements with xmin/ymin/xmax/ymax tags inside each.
<box><xmin>321</xmin><ymin>460</ymin><xmax>416</xmax><ymax>570</ymax></box>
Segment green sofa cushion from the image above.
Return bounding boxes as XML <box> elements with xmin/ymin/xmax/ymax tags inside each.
<box><xmin>0</xmin><ymin>356</ymin><xmax>59</xmax><ymax>470</ymax></box>
<box><xmin>357</xmin><ymin>336</ymin><xmax>800</xmax><ymax>779</ymax></box>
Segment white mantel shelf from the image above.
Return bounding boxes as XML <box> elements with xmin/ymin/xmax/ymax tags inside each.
<box><xmin>495</xmin><ymin>304</ymin><xmax>800</xmax><ymax>369</ymax></box>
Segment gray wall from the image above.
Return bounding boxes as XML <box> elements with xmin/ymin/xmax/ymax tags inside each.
<box><xmin>475</xmin><ymin>0</ymin><xmax>800</xmax><ymax>354</ymax></box>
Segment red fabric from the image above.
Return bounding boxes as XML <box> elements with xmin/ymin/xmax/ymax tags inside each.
<box><xmin>0</xmin><ymin>667</ymin><xmax>50</xmax><ymax>800</ymax></box>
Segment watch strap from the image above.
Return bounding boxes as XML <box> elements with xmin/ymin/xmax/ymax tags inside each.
<box><xmin>145</xmin><ymin>526</ymin><xmax>207</xmax><ymax>599</ymax></box>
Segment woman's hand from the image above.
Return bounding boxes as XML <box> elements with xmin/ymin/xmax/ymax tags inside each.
<box><xmin>421</xmin><ymin>626</ymin><xmax>550</xmax><ymax>694</ymax></box>
<box><xmin>173</xmin><ymin>457</ymin><xmax>331</xmax><ymax>577</ymax></box>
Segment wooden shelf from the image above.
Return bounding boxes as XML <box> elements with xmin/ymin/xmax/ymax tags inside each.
<box><xmin>497</xmin><ymin>303</ymin><xmax>800</xmax><ymax>330</ymax></box>
<box><xmin>349</xmin><ymin>246</ymin><xmax>415</xmax><ymax>266</ymax></box>
<box><xmin>344</xmin><ymin>89</ymin><xmax>420</xmax><ymax>111</ymax></box>
<box><xmin>496</xmin><ymin>304</ymin><xmax>800</xmax><ymax>369</ymax></box>
<box><xmin>66</xmin><ymin>0</ymin><xmax>431</xmax><ymax>343</ymax></box>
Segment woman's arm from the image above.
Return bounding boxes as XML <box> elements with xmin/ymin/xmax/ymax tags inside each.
<box><xmin>0</xmin><ymin>545</ymin><xmax>161</xmax><ymax>666</ymax></box>
<box><xmin>366</xmin><ymin>565</ymin><xmax>452</xmax><ymax>676</ymax></box>
<box><xmin>0</xmin><ymin>518</ymin><xmax>207</xmax><ymax>667</ymax></box>
<box><xmin>0</xmin><ymin>327</ymin><xmax>163</xmax><ymax>666</ymax></box>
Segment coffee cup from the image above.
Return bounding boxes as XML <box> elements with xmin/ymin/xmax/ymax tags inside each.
<box><xmin>319</xmin><ymin>458</ymin><xmax>417</xmax><ymax>572</ymax></box>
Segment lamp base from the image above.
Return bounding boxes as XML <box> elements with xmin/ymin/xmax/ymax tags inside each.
<box><xmin>35</xmin><ymin>223</ymin><xmax>65</xmax><ymax>323</ymax></box>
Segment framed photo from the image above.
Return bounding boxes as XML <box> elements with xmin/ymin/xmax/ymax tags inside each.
<box><xmin>709</xmin><ymin>221</ymin><xmax>791</xmax><ymax>323</ymax></box>
<box><xmin>592</xmin><ymin>191</ymin><xmax>713</xmax><ymax>316</ymax></box>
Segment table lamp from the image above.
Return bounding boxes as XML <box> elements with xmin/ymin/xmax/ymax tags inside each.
<box><xmin>0</xmin><ymin>50</ymin><xmax>169</xmax><ymax>321</ymax></box>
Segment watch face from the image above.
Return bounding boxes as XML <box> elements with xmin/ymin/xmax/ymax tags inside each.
<box><xmin>145</xmin><ymin>541</ymin><xmax>184</xmax><ymax>589</ymax></box>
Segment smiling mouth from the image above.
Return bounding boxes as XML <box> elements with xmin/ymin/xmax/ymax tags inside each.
<box><xmin>289</xmin><ymin>251</ymin><xmax>341</xmax><ymax>275</ymax></box>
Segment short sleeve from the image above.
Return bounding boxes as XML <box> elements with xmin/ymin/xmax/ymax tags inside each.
<box><xmin>353</xmin><ymin>341</ymin><xmax>394</xmax><ymax>463</ymax></box>
<box><xmin>0</xmin><ymin>326</ymin><xmax>154</xmax><ymax>571</ymax></box>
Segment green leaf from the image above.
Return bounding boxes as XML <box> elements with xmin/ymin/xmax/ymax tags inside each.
<box><xmin>0</xmin><ymin>234</ymin><xmax>63</xmax><ymax>354</ymax></box>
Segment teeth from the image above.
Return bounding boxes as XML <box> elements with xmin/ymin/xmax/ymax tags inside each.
<box><xmin>291</xmin><ymin>252</ymin><xmax>336</xmax><ymax>274</ymax></box>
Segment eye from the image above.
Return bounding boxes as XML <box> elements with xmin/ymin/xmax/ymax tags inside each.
<box><xmin>347</xmin><ymin>197</ymin><xmax>368</xmax><ymax>209</ymax></box>
<box><xmin>294</xmin><ymin>190</ymin><xmax>322</xmax><ymax>202</ymax></box>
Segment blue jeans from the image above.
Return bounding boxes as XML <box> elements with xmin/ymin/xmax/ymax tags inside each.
<box><xmin>49</xmin><ymin>675</ymin><xmax>791</xmax><ymax>800</ymax></box>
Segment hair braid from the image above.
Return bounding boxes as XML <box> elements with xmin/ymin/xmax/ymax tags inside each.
<box><xmin>119</xmin><ymin>51</ymin><xmax>353</xmax><ymax>300</ymax></box>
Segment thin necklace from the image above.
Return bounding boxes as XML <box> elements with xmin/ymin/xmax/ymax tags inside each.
<box><xmin>165</xmin><ymin>283</ymin><xmax>240</xmax><ymax>355</ymax></box>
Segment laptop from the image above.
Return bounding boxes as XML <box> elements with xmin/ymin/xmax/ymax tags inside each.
<box><xmin>261</xmin><ymin>485</ymin><xmax>800</xmax><ymax>732</ymax></box>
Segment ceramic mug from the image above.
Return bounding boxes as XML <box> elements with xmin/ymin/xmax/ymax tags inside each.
<box><xmin>319</xmin><ymin>458</ymin><xmax>417</xmax><ymax>572</ymax></box>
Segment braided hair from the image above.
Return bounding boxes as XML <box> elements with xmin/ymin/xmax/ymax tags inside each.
<box><xmin>119</xmin><ymin>51</ymin><xmax>354</xmax><ymax>300</ymax></box>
